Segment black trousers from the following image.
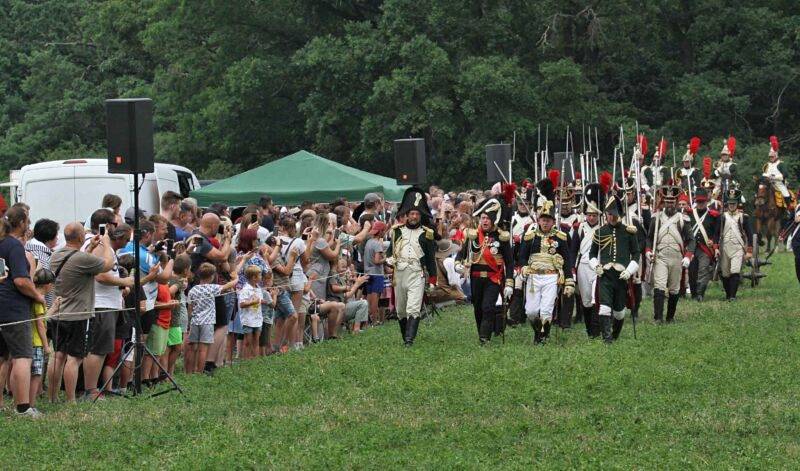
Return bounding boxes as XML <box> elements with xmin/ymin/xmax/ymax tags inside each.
<box><xmin>471</xmin><ymin>275</ymin><xmax>502</xmax><ymax>340</ymax></box>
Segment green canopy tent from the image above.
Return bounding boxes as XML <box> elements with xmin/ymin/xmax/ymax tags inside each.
<box><xmin>191</xmin><ymin>150</ymin><xmax>409</xmax><ymax>206</ymax></box>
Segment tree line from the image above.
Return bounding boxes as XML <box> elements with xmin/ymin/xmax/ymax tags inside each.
<box><xmin>1</xmin><ymin>0</ymin><xmax>798</xmax><ymax>190</ymax></box>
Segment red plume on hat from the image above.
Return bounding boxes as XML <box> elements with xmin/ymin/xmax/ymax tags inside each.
<box><xmin>727</xmin><ymin>136</ymin><xmax>736</xmax><ymax>157</ymax></box>
<box><xmin>689</xmin><ymin>136</ymin><xmax>701</xmax><ymax>155</ymax></box>
<box><xmin>575</xmin><ymin>171</ymin><xmax>582</xmax><ymax>180</ymax></box>
<box><xmin>599</xmin><ymin>171</ymin><xmax>612</xmax><ymax>194</ymax></box>
<box><xmin>501</xmin><ymin>182</ymin><xmax>517</xmax><ymax>205</ymax></box>
<box><xmin>637</xmin><ymin>134</ymin><xmax>648</xmax><ymax>156</ymax></box>
<box><xmin>703</xmin><ymin>156</ymin><xmax>712</xmax><ymax>179</ymax></box>
<box><xmin>657</xmin><ymin>138</ymin><xmax>668</xmax><ymax>157</ymax></box>
<box><xmin>770</xmin><ymin>135</ymin><xmax>779</xmax><ymax>152</ymax></box>
<box><xmin>548</xmin><ymin>169</ymin><xmax>560</xmax><ymax>189</ymax></box>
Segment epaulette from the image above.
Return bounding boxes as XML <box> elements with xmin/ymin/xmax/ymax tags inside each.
<box><xmin>626</xmin><ymin>225</ymin><xmax>637</xmax><ymax>234</ymax></box>
<box><xmin>465</xmin><ymin>228</ymin><xmax>478</xmax><ymax>240</ymax></box>
<box><xmin>523</xmin><ymin>227</ymin><xmax>536</xmax><ymax>241</ymax></box>
<box><xmin>423</xmin><ymin>226</ymin><xmax>434</xmax><ymax>240</ymax></box>
<box><xmin>555</xmin><ymin>230</ymin><xmax>567</xmax><ymax>241</ymax></box>
<box><xmin>498</xmin><ymin>230</ymin><xmax>510</xmax><ymax>242</ymax></box>
<box><xmin>682</xmin><ymin>215</ymin><xmax>691</xmax><ymax>223</ymax></box>
<box><xmin>392</xmin><ymin>223</ymin><xmax>404</xmax><ymax>230</ymax></box>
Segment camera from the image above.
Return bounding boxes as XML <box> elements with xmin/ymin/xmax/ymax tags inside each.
<box><xmin>266</xmin><ymin>236</ymin><xmax>277</xmax><ymax>247</ymax></box>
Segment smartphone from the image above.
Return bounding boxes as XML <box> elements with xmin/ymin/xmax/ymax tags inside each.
<box><xmin>218</xmin><ymin>225</ymin><xmax>225</xmax><ymax>235</ymax></box>
<box><xmin>99</xmin><ymin>224</ymin><xmax>106</xmax><ymax>236</ymax></box>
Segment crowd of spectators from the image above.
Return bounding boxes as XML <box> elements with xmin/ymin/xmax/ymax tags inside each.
<box><xmin>0</xmin><ymin>186</ymin><xmax>479</xmax><ymax>417</ymax></box>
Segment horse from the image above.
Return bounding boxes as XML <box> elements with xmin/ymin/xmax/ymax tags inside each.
<box><xmin>753</xmin><ymin>175</ymin><xmax>782</xmax><ymax>253</ymax></box>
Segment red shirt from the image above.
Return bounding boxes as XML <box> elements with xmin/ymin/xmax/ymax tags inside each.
<box><xmin>155</xmin><ymin>283</ymin><xmax>172</xmax><ymax>329</ymax></box>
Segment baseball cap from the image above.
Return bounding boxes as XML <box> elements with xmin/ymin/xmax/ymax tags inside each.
<box><xmin>364</xmin><ymin>193</ymin><xmax>381</xmax><ymax>204</ymax></box>
<box><xmin>369</xmin><ymin>220</ymin><xmax>387</xmax><ymax>235</ymax></box>
<box><xmin>124</xmin><ymin>207</ymin><xmax>148</xmax><ymax>224</ymax></box>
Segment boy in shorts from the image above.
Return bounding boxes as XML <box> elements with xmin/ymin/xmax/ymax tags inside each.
<box><xmin>187</xmin><ymin>263</ymin><xmax>238</xmax><ymax>374</ymax></box>
<box><xmin>238</xmin><ymin>265</ymin><xmax>265</xmax><ymax>359</ymax></box>
<box><xmin>30</xmin><ymin>268</ymin><xmax>61</xmax><ymax>407</ymax></box>
<box><xmin>143</xmin><ymin>281</ymin><xmax>179</xmax><ymax>385</ymax></box>
<box><xmin>167</xmin><ymin>255</ymin><xmax>191</xmax><ymax>376</ymax></box>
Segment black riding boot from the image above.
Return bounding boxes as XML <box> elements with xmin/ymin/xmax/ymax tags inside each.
<box><xmin>399</xmin><ymin>318</ymin><xmax>408</xmax><ymax>343</ymax></box>
<box><xmin>542</xmin><ymin>321</ymin><xmax>552</xmax><ymax>342</ymax></box>
<box><xmin>729</xmin><ymin>274</ymin><xmax>740</xmax><ymax>301</ymax></box>
<box><xmin>601</xmin><ymin>316</ymin><xmax>613</xmax><ymax>344</ymax></box>
<box><xmin>404</xmin><ymin>317</ymin><xmax>420</xmax><ymax>346</ymax></box>
<box><xmin>666</xmin><ymin>293</ymin><xmax>680</xmax><ymax>323</ymax></box>
<box><xmin>531</xmin><ymin>318</ymin><xmax>542</xmax><ymax>345</ymax></box>
<box><xmin>478</xmin><ymin>309</ymin><xmax>495</xmax><ymax>344</ymax></box>
<box><xmin>721</xmin><ymin>276</ymin><xmax>731</xmax><ymax>300</ymax></box>
<box><xmin>612</xmin><ymin>317</ymin><xmax>624</xmax><ymax>340</ymax></box>
<box><xmin>653</xmin><ymin>289</ymin><xmax>666</xmax><ymax>323</ymax></box>
<box><xmin>509</xmin><ymin>288</ymin><xmax>524</xmax><ymax>326</ymax></box>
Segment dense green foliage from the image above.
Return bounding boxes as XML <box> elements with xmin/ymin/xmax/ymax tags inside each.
<box><xmin>4</xmin><ymin>253</ymin><xmax>799</xmax><ymax>468</ymax></box>
<box><xmin>1</xmin><ymin>1</ymin><xmax>800</xmax><ymax>188</ymax></box>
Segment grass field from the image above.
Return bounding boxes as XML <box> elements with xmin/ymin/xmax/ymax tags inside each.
<box><xmin>4</xmin><ymin>253</ymin><xmax>800</xmax><ymax>469</ymax></box>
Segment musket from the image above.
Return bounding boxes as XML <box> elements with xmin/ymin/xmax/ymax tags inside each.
<box><xmin>593</xmin><ymin>127</ymin><xmax>600</xmax><ymax>183</ymax></box>
<box><xmin>568</xmin><ymin>132</ymin><xmax>576</xmax><ymax>182</ymax></box>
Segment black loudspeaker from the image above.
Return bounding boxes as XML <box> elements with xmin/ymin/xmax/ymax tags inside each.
<box><xmin>486</xmin><ymin>144</ymin><xmax>511</xmax><ymax>183</ymax></box>
<box><xmin>106</xmin><ymin>98</ymin><xmax>155</xmax><ymax>174</ymax></box>
<box><xmin>393</xmin><ymin>138</ymin><xmax>426</xmax><ymax>185</ymax></box>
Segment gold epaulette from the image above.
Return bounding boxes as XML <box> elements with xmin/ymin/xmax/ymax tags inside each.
<box><xmin>392</xmin><ymin>223</ymin><xmax>404</xmax><ymax>230</ymax></box>
<box><xmin>465</xmin><ymin>228</ymin><xmax>478</xmax><ymax>240</ymax></box>
<box><xmin>626</xmin><ymin>225</ymin><xmax>637</xmax><ymax>234</ymax></box>
<box><xmin>423</xmin><ymin>226</ymin><xmax>434</xmax><ymax>240</ymax></box>
<box><xmin>555</xmin><ymin>230</ymin><xmax>567</xmax><ymax>241</ymax></box>
<box><xmin>498</xmin><ymin>230</ymin><xmax>510</xmax><ymax>242</ymax></box>
<box><xmin>523</xmin><ymin>228</ymin><xmax>536</xmax><ymax>241</ymax></box>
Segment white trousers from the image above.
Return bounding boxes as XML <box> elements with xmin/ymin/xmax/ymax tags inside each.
<box><xmin>524</xmin><ymin>274</ymin><xmax>559</xmax><ymax>322</ymax></box>
<box><xmin>394</xmin><ymin>268</ymin><xmax>424</xmax><ymax>319</ymax></box>
<box><xmin>576</xmin><ymin>262</ymin><xmax>596</xmax><ymax>307</ymax></box>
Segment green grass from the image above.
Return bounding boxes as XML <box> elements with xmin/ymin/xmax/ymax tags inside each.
<box><xmin>4</xmin><ymin>253</ymin><xmax>800</xmax><ymax>469</ymax></box>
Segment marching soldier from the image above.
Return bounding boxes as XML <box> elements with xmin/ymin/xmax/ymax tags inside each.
<box><xmin>646</xmin><ymin>185</ymin><xmax>696</xmax><ymax>323</ymax></box>
<box><xmin>644</xmin><ymin>139</ymin><xmax>670</xmax><ymax>196</ymax></box>
<box><xmin>714</xmin><ymin>188</ymin><xmax>754</xmax><ymax>302</ymax></box>
<box><xmin>387</xmin><ymin>187</ymin><xmax>438</xmax><ymax>346</ymax></box>
<box><xmin>677</xmin><ymin>137</ymin><xmax>702</xmax><ymax>194</ymax></box>
<box><xmin>687</xmin><ymin>188</ymin><xmax>719</xmax><ymax>302</ymax></box>
<box><xmin>589</xmin><ymin>191</ymin><xmax>640</xmax><ymax>343</ymax></box>
<box><xmin>621</xmin><ymin>175</ymin><xmax>649</xmax><ymax>321</ymax></box>
<box><xmin>762</xmin><ymin>135</ymin><xmax>793</xmax><ymax>213</ymax></box>
<box><xmin>558</xmin><ymin>180</ymin><xmax>582</xmax><ymax>328</ymax></box>
<box><xmin>572</xmin><ymin>181</ymin><xmax>605</xmax><ymax>338</ymax></box>
<box><xmin>713</xmin><ymin>137</ymin><xmax>737</xmax><ymax>197</ymax></box>
<box><xmin>456</xmin><ymin>197</ymin><xmax>514</xmax><ymax>345</ymax></box>
<box><xmin>518</xmin><ymin>179</ymin><xmax>574</xmax><ymax>344</ymax></box>
<box><xmin>508</xmin><ymin>183</ymin><xmax>535</xmax><ymax>326</ymax></box>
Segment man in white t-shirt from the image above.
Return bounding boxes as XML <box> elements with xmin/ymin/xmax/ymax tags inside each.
<box><xmin>81</xmin><ymin>210</ymin><xmax>135</xmax><ymax>400</ymax></box>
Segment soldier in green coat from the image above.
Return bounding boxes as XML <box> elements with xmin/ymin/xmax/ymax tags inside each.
<box><xmin>589</xmin><ymin>192</ymin><xmax>641</xmax><ymax>343</ymax></box>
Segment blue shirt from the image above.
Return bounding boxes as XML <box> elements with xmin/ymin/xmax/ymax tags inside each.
<box><xmin>0</xmin><ymin>237</ymin><xmax>32</xmax><ymax>322</ymax></box>
<box><xmin>119</xmin><ymin>241</ymin><xmax>159</xmax><ymax>300</ymax></box>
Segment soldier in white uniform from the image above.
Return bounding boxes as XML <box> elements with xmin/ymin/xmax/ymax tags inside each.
<box><xmin>714</xmin><ymin>137</ymin><xmax>737</xmax><ymax>199</ymax></box>
<box><xmin>762</xmin><ymin>135</ymin><xmax>793</xmax><ymax>212</ymax></box>
<box><xmin>387</xmin><ymin>187</ymin><xmax>437</xmax><ymax>346</ymax></box>
<box><xmin>646</xmin><ymin>185</ymin><xmax>695</xmax><ymax>323</ymax></box>
<box><xmin>571</xmin><ymin>182</ymin><xmax>603</xmax><ymax>338</ymax></box>
<box><xmin>713</xmin><ymin>188</ymin><xmax>753</xmax><ymax>302</ymax></box>
<box><xmin>677</xmin><ymin>137</ymin><xmax>701</xmax><ymax>195</ymax></box>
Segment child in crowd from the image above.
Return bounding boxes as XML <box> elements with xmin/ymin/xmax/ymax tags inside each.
<box><xmin>260</xmin><ymin>274</ymin><xmax>277</xmax><ymax>356</ymax></box>
<box><xmin>143</xmin><ymin>268</ymin><xmax>179</xmax><ymax>385</ymax></box>
<box><xmin>238</xmin><ymin>265</ymin><xmax>265</xmax><ymax>359</ymax></box>
<box><xmin>363</xmin><ymin>221</ymin><xmax>387</xmax><ymax>325</ymax></box>
<box><xmin>167</xmin><ymin>254</ymin><xmax>191</xmax><ymax>376</ymax></box>
<box><xmin>187</xmin><ymin>263</ymin><xmax>238</xmax><ymax>374</ymax></box>
<box><xmin>30</xmin><ymin>268</ymin><xmax>61</xmax><ymax>407</ymax></box>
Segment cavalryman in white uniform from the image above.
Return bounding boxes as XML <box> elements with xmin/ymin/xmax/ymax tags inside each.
<box><xmin>714</xmin><ymin>188</ymin><xmax>754</xmax><ymax>302</ymax></box>
<box><xmin>387</xmin><ymin>187</ymin><xmax>438</xmax><ymax>346</ymax></box>
<box><xmin>762</xmin><ymin>135</ymin><xmax>793</xmax><ymax>212</ymax></box>
<box><xmin>677</xmin><ymin>137</ymin><xmax>701</xmax><ymax>194</ymax></box>
<box><xmin>646</xmin><ymin>185</ymin><xmax>696</xmax><ymax>323</ymax></box>
<box><xmin>713</xmin><ymin>137</ymin><xmax>737</xmax><ymax>198</ymax></box>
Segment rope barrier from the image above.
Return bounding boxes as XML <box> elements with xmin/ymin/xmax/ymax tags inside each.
<box><xmin>0</xmin><ymin>271</ymin><xmax>395</xmax><ymax>328</ymax></box>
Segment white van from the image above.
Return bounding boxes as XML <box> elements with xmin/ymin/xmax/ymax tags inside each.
<box><xmin>6</xmin><ymin>159</ymin><xmax>200</xmax><ymax>228</ymax></box>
